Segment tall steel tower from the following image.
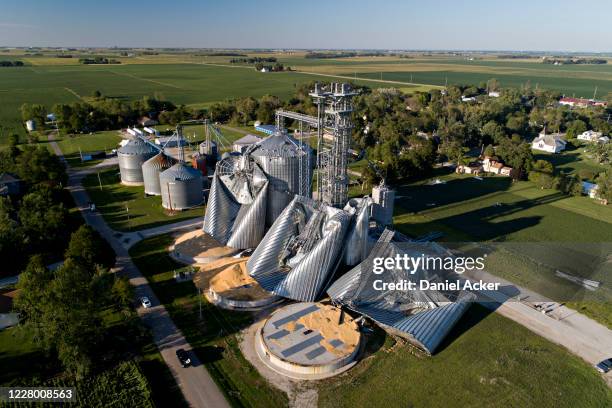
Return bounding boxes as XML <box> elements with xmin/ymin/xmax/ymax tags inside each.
<box><xmin>310</xmin><ymin>82</ymin><xmax>357</xmax><ymax>208</ymax></box>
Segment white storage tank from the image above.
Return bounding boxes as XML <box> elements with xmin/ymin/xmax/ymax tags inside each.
<box><xmin>159</xmin><ymin>163</ymin><xmax>203</xmax><ymax>210</ymax></box>
<box><xmin>117</xmin><ymin>137</ymin><xmax>159</xmax><ymax>185</ymax></box>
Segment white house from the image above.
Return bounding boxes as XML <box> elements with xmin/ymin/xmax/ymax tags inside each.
<box><xmin>260</xmin><ymin>67</ymin><xmax>269</xmax><ymax>73</ymax></box>
<box><xmin>577</xmin><ymin>130</ymin><xmax>603</xmax><ymax>143</ymax></box>
<box><xmin>461</xmin><ymin>96</ymin><xmax>476</xmax><ymax>102</ymax></box>
<box><xmin>531</xmin><ymin>131</ymin><xmax>567</xmax><ymax>153</ymax></box>
<box><xmin>488</xmin><ymin>91</ymin><xmax>500</xmax><ymax>98</ymax></box>
<box><xmin>482</xmin><ymin>157</ymin><xmax>504</xmax><ymax>174</ymax></box>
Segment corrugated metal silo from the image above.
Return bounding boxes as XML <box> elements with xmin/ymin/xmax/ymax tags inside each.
<box><xmin>117</xmin><ymin>138</ymin><xmax>158</xmax><ymax>185</ymax></box>
<box><xmin>249</xmin><ymin>130</ymin><xmax>312</xmax><ymax>226</ymax></box>
<box><xmin>160</xmin><ymin>163</ymin><xmax>203</xmax><ymax>210</ymax></box>
<box><xmin>142</xmin><ymin>151</ymin><xmax>176</xmax><ymax>195</ymax></box>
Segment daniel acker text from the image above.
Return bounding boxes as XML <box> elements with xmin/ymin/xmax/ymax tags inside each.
<box><xmin>371</xmin><ymin>253</ymin><xmax>500</xmax><ymax>292</ymax></box>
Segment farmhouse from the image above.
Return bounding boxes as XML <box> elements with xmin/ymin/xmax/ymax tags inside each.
<box><xmin>531</xmin><ymin>131</ymin><xmax>567</xmax><ymax>153</ymax></box>
<box><xmin>558</xmin><ymin>97</ymin><xmax>608</xmax><ymax>108</ymax></box>
<box><xmin>0</xmin><ymin>173</ymin><xmax>22</xmax><ymax>196</ymax></box>
<box><xmin>482</xmin><ymin>157</ymin><xmax>503</xmax><ymax>174</ymax></box>
<box><xmin>456</xmin><ymin>162</ymin><xmax>482</xmax><ymax>175</ymax></box>
<box><xmin>488</xmin><ymin>91</ymin><xmax>500</xmax><ymax>97</ymax></box>
<box><xmin>577</xmin><ymin>130</ymin><xmax>609</xmax><ymax>144</ymax></box>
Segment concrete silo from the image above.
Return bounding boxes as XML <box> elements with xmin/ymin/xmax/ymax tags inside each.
<box><xmin>142</xmin><ymin>151</ymin><xmax>176</xmax><ymax>196</ymax></box>
<box><xmin>159</xmin><ymin>163</ymin><xmax>203</xmax><ymax>210</ymax></box>
<box><xmin>249</xmin><ymin>130</ymin><xmax>312</xmax><ymax>226</ymax></box>
<box><xmin>117</xmin><ymin>137</ymin><xmax>158</xmax><ymax>185</ymax></box>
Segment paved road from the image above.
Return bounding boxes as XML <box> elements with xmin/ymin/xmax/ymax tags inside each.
<box><xmin>49</xmin><ymin>135</ymin><xmax>229</xmax><ymax>408</ymax></box>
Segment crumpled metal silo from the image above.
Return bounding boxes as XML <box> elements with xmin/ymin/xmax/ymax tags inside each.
<box><xmin>327</xmin><ymin>230</ymin><xmax>474</xmax><ymax>354</ymax></box>
<box><xmin>159</xmin><ymin>163</ymin><xmax>203</xmax><ymax>210</ymax></box>
<box><xmin>142</xmin><ymin>151</ymin><xmax>177</xmax><ymax>195</ymax></box>
<box><xmin>247</xmin><ymin>195</ymin><xmax>350</xmax><ymax>302</ymax></box>
<box><xmin>203</xmin><ymin>156</ymin><xmax>269</xmax><ymax>249</ymax></box>
<box><xmin>117</xmin><ymin>137</ymin><xmax>159</xmax><ymax>185</ymax></box>
<box><xmin>343</xmin><ymin>197</ymin><xmax>372</xmax><ymax>266</ymax></box>
<box><xmin>248</xmin><ymin>130</ymin><xmax>312</xmax><ymax>227</ymax></box>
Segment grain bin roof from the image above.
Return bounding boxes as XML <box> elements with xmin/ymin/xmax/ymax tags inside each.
<box><xmin>249</xmin><ymin>131</ymin><xmax>309</xmax><ymax>158</ymax></box>
<box><xmin>160</xmin><ymin>163</ymin><xmax>201</xmax><ymax>181</ymax></box>
<box><xmin>142</xmin><ymin>152</ymin><xmax>176</xmax><ymax>170</ymax></box>
<box><xmin>118</xmin><ymin>137</ymin><xmax>159</xmax><ymax>155</ymax></box>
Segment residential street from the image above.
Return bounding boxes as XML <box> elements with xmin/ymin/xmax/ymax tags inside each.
<box><xmin>49</xmin><ymin>134</ymin><xmax>229</xmax><ymax>408</ymax></box>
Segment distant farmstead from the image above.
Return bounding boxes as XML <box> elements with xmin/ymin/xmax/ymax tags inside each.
<box><xmin>531</xmin><ymin>131</ymin><xmax>567</xmax><ymax>153</ymax></box>
<box><xmin>558</xmin><ymin>97</ymin><xmax>607</xmax><ymax>108</ymax></box>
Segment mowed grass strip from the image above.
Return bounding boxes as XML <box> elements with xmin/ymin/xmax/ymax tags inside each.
<box><xmin>129</xmin><ymin>234</ymin><xmax>289</xmax><ymax>408</ymax></box>
<box><xmin>53</xmin><ymin>130</ymin><xmax>124</xmax><ymax>167</ymax></box>
<box><xmin>317</xmin><ymin>305</ymin><xmax>612</xmax><ymax>408</ymax></box>
<box><xmin>82</xmin><ymin>167</ymin><xmax>203</xmax><ymax>232</ymax></box>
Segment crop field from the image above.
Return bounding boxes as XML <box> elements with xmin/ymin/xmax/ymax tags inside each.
<box><xmin>0</xmin><ymin>62</ymin><xmax>391</xmax><ymax>146</ymax></box>
<box><xmin>289</xmin><ymin>56</ymin><xmax>612</xmax><ymax>96</ymax></box>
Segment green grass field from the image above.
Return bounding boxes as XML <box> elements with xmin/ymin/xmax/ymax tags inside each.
<box><xmin>392</xmin><ymin>173</ymin><xmax>612</xmax><ymax>326</ymax></box>
<box><xmin>0</xmin><ymin>62</ymin><xmax>386</xmax><ymax>146</ymax></box>
<box><xmin>82</xmin><ymin>167</ymin><xmax>203</xmax><ymax>232</ymax></box>
<box><xmin>317</xmin><ymin>305</ymin><xmax>612</xmax><ymax>408</ymax></box>
<box><xmin>129</xmin><ymin>234</ymin><xmax>289</xmax><ymax>408</ymax></box>
<box><xmin>52</xmin><ymin>130</ymin><xmax>124</xmax><ymax>167</ymax></box>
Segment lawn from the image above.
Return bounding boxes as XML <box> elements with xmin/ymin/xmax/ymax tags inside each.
<box><xmin>129</xmin><ymin>234</ymin><xmax>289</xmax><ymax>408</ymax></box>
<box><xmin>317</xmin><ymin>304</ymin><xmax>612</xmax><ymax>408</ymax></box>
<box><xmin>82</xmin><ymin>167</ymin><xmax>203</xmax><ymax>232</ymax></box>
<box><xmin>533</xmin><ymin>143</ymin><xmax>607</xmax><ymax>179</ymax></box>
<box><xmin>392</xmin><ymin>174</ymin><xmax>612</xmax><ymax>326</ymax></box>
<box><xmin>53</xmin><ymin>130</ymin><xmax>124</xmax><ymax>167</ymax></box>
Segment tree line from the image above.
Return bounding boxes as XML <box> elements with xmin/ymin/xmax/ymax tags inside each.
<box><xmin>0</xmin><ymin>138</ymin><xmax>70</xmax><ymax>276</ymax></box>
<box><xmin>0</xmin><ymin>60</ymin><xmax>25</xmax><ymax>67</ymax></box>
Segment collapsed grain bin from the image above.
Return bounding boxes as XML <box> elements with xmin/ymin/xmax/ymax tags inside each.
<box><xmin>327</xmin><ymin>230</ymin><xmax>474</xmax><ymax>355</ymax></box>
<box><xmin>203</xmin><ymin>155</ymin><xmax>269</xmax><ymax>249</ymax></box>
<box><xmin>247</xmin><ymin>195</ymin><xmax>350</xmax><ymax>302</ymax></box>
<box><xmin>248</xmin><ymin>130</ymin><xmax>312</xmax><ymax>227</ymax></box>
<box><xmin>117</xmin><ymin>137</ymin><xmax>159</xmax><ymax>185</ymax></box>
<box><xmin>142</xmin><ymin>151</ymin><xmax>177</xmax><ymax>196</ymax></box>
<box><xmin>159</xmin><ymin>163</ymin><xmax>203</xmax><ymax>210</ymax></box>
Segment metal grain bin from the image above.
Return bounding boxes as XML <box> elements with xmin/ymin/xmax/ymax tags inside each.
<box><xmin>249</xmin><ymin>130</ymin><xmax>312</xmax><ymax>226</ymax></box>
<box><xmin>117</xmin><ymin>138</ymin><xmax>158</xmax><ymax>185</ymax></box>
<box><xmin>142</xmin><ymin>151</ymin><xmax>176</xmax><ymax>196</ymax></box>
<box><xmin>160</xmin><ymin>163</ymin><xmax>203</xmax><ymax>210</ymax></box>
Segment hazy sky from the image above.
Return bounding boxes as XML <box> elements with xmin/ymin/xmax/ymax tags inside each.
<box><xmin>1</xmin><ymin>0</ymin><xmax>610</xmax><ymax>51</ymax></box>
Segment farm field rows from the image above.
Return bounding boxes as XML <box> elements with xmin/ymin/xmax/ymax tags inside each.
<box><xmin>0</xmin><ymin>62</ymin><xmax>390</xmax><ymax>145</ymax></box>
